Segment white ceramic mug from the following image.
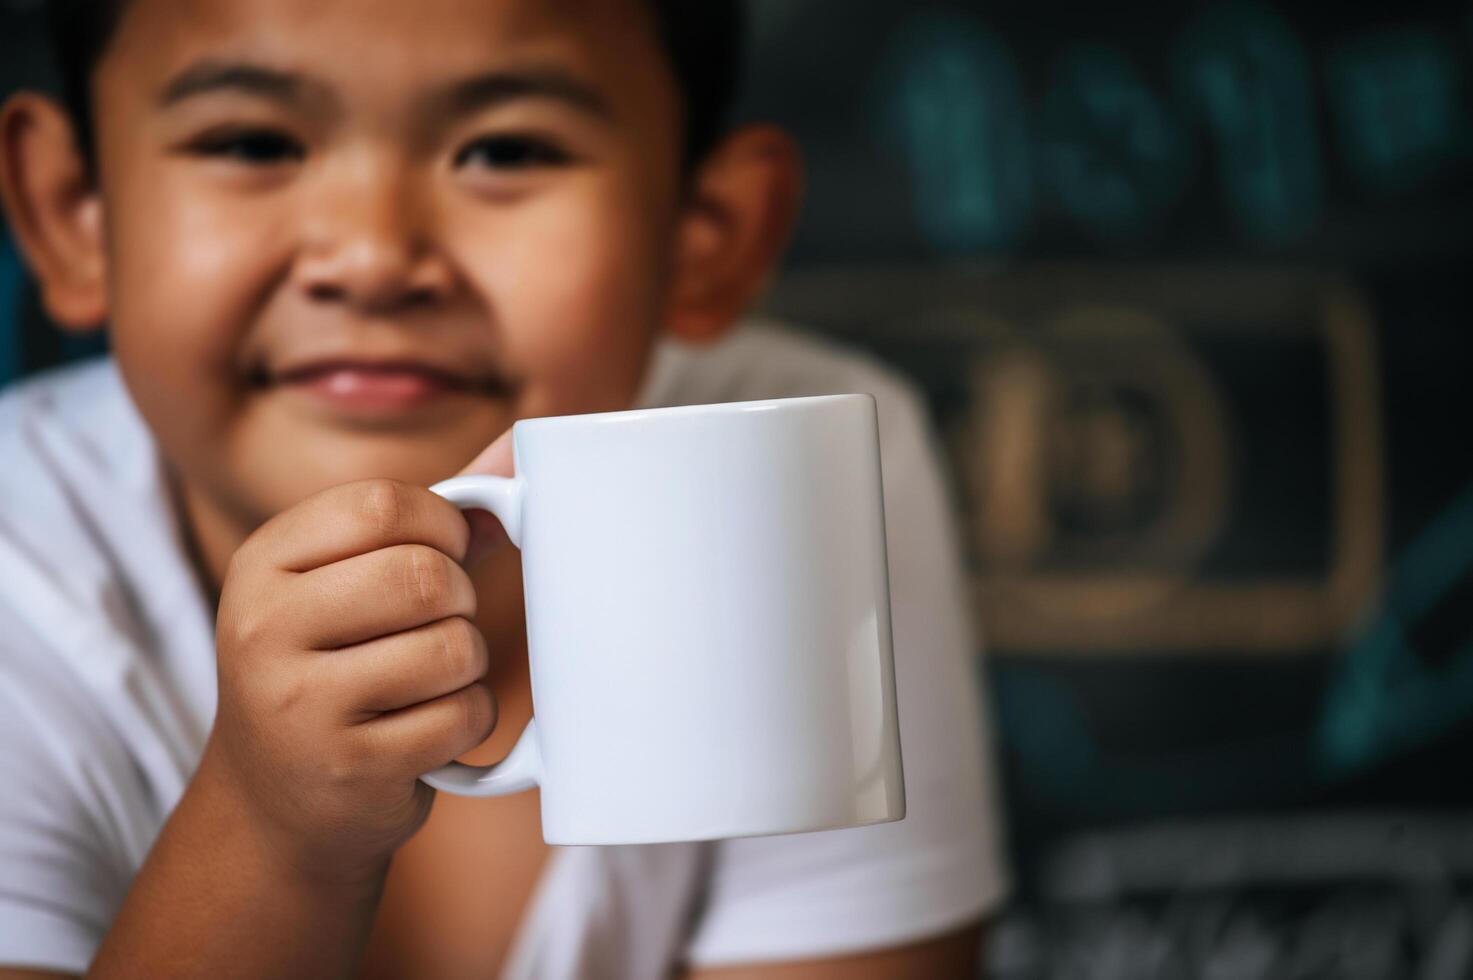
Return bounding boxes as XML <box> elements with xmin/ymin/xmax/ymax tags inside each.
<box><xmin>422</xmin><ymin>393</ymin><xmax>905</xmax><ymax>845</ymax></box>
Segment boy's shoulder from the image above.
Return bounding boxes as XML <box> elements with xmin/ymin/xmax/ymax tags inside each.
<box><xmin>0</xmin><ymin>357</ymin><xmax>150</xmax><ymax>486</ymax></box>
<box><xmin>643</xmin><ymin>318</ymin><xmax>932</xmax><ymax>440</ymax></box>
<box><xmin>0</xmin><ymin>355</ymin><xmax>125</xmax><ymax>412</ymax></box>
<box><xmin>0</xmin><ymin>355</ymin><xmax>165</xmax><ymax>638</ymax></box>
<box><xmin>0</xmin><ymin>355</ymin><xmax>212</xmax><ymax>781</ymax></box>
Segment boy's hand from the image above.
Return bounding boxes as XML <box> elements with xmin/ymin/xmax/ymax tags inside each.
<box><xmin>206</xmin><ymin>433</ymin><xmax>515</xmax><ymax>886</ymax></box>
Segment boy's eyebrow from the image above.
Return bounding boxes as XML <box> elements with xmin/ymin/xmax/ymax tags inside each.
<box><xmin>440</xmin><ymin>67</ymin><xmax>613</xmax><ymax>120</ymax></box>
<box><xmin>158</xmin><ymin>60</ymin><xmax>317</xmax><ymax>108</ymax></box>
<box><xmin>156</xmin><ymin>61</ymin><xmax>611</xmax><ymax>120</ymax></box>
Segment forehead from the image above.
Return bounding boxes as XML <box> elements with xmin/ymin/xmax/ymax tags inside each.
<box><xmin>101</xmin><ymin>0</ymin><xmax>673</xmax><ymax>113</ymax></box>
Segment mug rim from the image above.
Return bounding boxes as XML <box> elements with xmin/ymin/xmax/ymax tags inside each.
<box><xmin>514</xmin><ymin>392</ymin><xmax>871</xmax><ymax>432</ymax></box>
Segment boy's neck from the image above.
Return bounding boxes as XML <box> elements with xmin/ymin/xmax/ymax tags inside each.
<box><xmin>166</xmin><ymin>470</ymin><xmax>246</xmax><ymax>607</ymax></box>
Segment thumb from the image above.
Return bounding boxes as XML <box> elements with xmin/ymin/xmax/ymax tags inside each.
<box><xmin>458</xmin><ymin>427</ymin><xmax>515</xmax><ymax>478</ymax></box>
<box><xmin>456</xmin><ymin>428</ymin><xmax>516</xmax><ymax>567</ymax></box>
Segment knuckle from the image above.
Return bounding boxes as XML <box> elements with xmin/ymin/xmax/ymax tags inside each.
<box><xmin>330</xmin><ymin>735</ymin><xmax>374</xmax><ymax>785</ymax></box>
<box><xmin>358</xmin><ymin>479</ymin><xmax>409</xmax><ymax>538</ymax></box>
<box><xmin>227</xmin><ymin>526</ymin><xmax>270</xmax><ymax>578</ymax></box>
<box><xmin>315</xmin><ymin>726</ymin><xmax>378</xmax><ymax>796</ymax></box>
<box><xmin>455</xmin><ymin>684</ymin><xmax>496</xmax><ymax>745</ymax></box>
<box><xmin>402</xmin><ymin>545</ymin><xmax>452</xmax><ymax>615</ymax></box>
<box><xmin>322</xmin><ymin>755</ymin><xmax>370</xmax><ymax>795</ymax></box>
<box><xmin>224</xmin><ymin>545</ymin><xmax>250</xmax><ymax>584</ymax></box>
<box><xmin>267</xmin><ymin>670</ymin><xmax>312</xmax><ymax>716</ymax></box>
<box><xmin>222</xmin><ymin>594</ymin><xmax>272</xmax><ymax>652</ymax></box>
<box><xmin>438</xmin><ymin>617</ymin><xmax>488</xmax><ymax>685</ymax></box>
<box><xmin>343</xmin><ymin>725</ymin><xmax>389</xmax><ymax>780</ymax></box>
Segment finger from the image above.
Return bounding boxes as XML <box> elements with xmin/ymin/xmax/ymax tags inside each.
<box><xmin>456</xmin><ymin>430</ymin><xmax>517</xmax><ymax>567</ymax></box>
<box><xmin>462</xmin><ymin>509</ymin><xmax>511</xmax><ymax>570</ymax></box>
<box><xmin>457</xmin><ymin>428</ymin><xmax>515</xmax><ymax>478</ymax></box>
<box><xmin>290</xmin><ymin>543</ymin><xmax>478</xmax><ymax>649</ymax></box>
<box><xmin>244</xmin><ymin>479</ymin><xmax>473</xmax><ymax>574</ymax></box>
<box><xmin>327</xmin><ymin>617</ymin><xmax>490</xmax><ymax>717</ymax></box>
<box><xmin>360</xmin><ymin>682</ymin><xmax>499</xmax><ymax>779</ymax></box>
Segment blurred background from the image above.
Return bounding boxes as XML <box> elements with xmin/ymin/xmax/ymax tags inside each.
<box><xmin>4</xmin><ymin>1</ymin><xmax>1473</xmax><ymax>976</ymax></box>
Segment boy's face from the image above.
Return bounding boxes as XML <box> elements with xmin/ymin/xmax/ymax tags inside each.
<box><xmin>74</xmin><ymin>0</ymin><xmax>719</xmax><ymax>530</ymax></box>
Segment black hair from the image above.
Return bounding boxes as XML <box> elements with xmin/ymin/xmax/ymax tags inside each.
<box><xmin>648</xmin><ymin>0</ymin><xmax>745</xmax><ymax>164</ymax></box>
<box><xmin>46</xmin><ymin>0</ymin><xmax>744</xmax><ymax>173</ymax></box>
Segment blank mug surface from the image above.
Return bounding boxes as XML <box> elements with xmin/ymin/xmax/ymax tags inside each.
<box><xmin>427</xmin><ymin>393</ymin><xmax>905</xmax><ymax>845</ymax></box>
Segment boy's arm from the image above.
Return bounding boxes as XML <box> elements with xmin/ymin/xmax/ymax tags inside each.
<box><xmin>81</xmin><ymin>748</ymin><xmax>385</xmax><ymax>979</ymax></box>
<box><xmin>0</xmin><ymin>478</ymin><xmax>496</xmax><ymax>980</ymax></box>
<box><xmin>0</xmin><ymin>759</ymin><xmax>383</xmax><ymax>980</ymax></box>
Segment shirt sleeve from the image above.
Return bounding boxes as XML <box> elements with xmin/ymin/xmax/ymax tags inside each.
<box><xmin>0</xmin><ymin>673</ymin><xmax>132</xmax><ymax>974</ymax></box>
<box><xmin>683</xmin><ymin>379</ymin><xmax>1011</xmax><ymax>967</ymax></box>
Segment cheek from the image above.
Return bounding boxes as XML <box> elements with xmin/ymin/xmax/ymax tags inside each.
<box><xmin>105</xmin><ymin>165</ymin><xmax>287</xmax><ymax>374</ymax></box>
<box><xmin>102</xmin><ymin>166</ymin><xmax>291</xmax><ymax>442</ymax></box>
<box><xmin>452</xmin><ymin>179</ymin><xmax>673</xmax><ymax>409</ymax></box>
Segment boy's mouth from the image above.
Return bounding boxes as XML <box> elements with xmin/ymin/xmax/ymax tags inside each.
<box><xmin>268</xmin><ymin>359</ymin><xmax>514</xmax><ymax>416</ymax></box>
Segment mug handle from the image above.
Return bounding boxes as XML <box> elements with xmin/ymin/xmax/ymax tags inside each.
<box><xmin>419</xmin><ymin>475</ymin><xmax>543</xmax><ymax>798</ymax></box>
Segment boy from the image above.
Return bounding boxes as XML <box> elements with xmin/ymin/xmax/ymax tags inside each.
<box><xmin>0</xmin><ymin>0</ymin><xmax>1007</xmax><ymax>976</ymax></box>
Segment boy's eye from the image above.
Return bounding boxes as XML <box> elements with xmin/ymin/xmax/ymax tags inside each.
<box><xmin>189</xmin><ymin>129</ymin><xmax>304</xmax><ymax>165</ymax></box>
<box><xmin>454</xmin><ymin>135</ymin><xmax>572</xmax><ymax>171</ymax></box>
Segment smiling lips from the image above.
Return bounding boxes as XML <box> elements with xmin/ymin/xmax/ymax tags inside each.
<box><xmin>275</xmin><ymin>361</ymin><xmax>491</xmax><ymax>413</ymax></box>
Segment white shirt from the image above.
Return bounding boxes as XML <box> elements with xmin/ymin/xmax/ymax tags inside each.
<box><xmin>0</xmin><ymin>321</ymin><xmax>1009</xmax><ymax>976</ymax></box>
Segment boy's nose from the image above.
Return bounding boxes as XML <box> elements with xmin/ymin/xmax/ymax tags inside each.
<box><xmin>294</xmin><ymin>175</ymin><xmax>455</xmax><ymax>313</ymax></box>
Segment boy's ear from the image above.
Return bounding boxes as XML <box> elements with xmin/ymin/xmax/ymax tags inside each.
<box><xmin>0</xmin><ymin>93</ymin><xmax>108</xmax><ymax>332</ymax></box>
<box><xmin>663</xmin><ymin>124</ymin><xmax>802</xmax><ymax>345</ymax></box>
